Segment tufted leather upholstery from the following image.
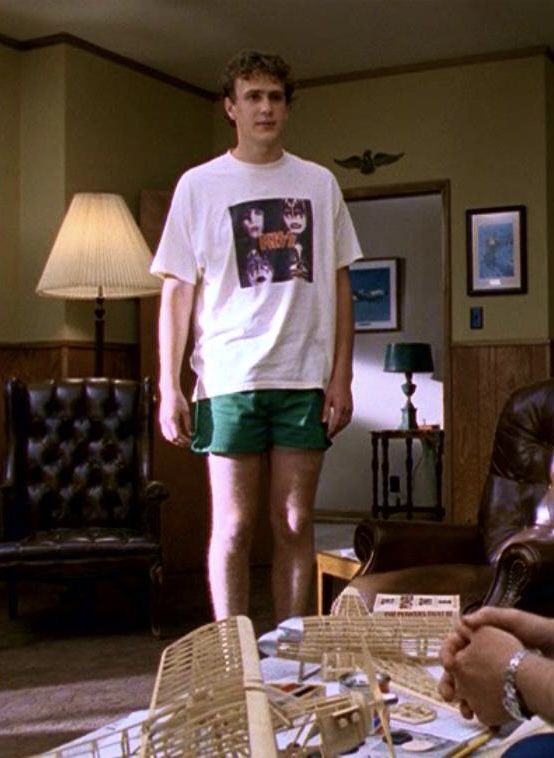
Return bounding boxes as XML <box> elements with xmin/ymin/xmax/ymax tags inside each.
<box><xmin>0</xmin><ymin>378</ymin><xmax>168</xmax><ymax>635</ymax></box>
<box><xmin>343</xmin><ymin>379</ymin><xmax>554</xmax><ymax>616</ymax></box>
<box><xmin>478</xmin><ymin>380</ymin><xmax>554</xmax><ymax>559</ymax></box>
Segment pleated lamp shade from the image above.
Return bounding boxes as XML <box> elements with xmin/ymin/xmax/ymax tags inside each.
<box><xmin>36</xmin><ymin>193</ymin><xmax>160</xmax><ymax>299</ymax></box>
<box><xmin>37</xmin><ymin>193</ymin><xmax>160</xmax><ymax>377</ymax></box>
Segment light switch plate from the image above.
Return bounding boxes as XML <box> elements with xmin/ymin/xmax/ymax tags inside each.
<box><xmin>470</xmin><ymin>306</ymin><xmax>483</xmax><ymax>329</ymax></box>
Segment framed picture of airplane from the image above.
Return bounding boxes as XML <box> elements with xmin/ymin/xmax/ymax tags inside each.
<box><xmin>348</xmin><ymin>257</ymin><xmax>399</xmax><ymax>332</ymax></box>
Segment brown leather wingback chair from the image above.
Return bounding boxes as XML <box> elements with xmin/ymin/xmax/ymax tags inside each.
<box><xmin>345</xmin><ymin>379</ymin><xmax>554</xmax><ymax>615</ymax></box>
<box><xmin>0</xmin><ymin>377</ymin><xmax>168</xmax><ymax>635</ymax></box>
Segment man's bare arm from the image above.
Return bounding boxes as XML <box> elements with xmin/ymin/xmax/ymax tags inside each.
<box><xmin>516</xmin><ymin>652</ymin><xmax>554</xmax><ymax>724</ymax></box>
<box><xmin>158</xmin><ymin>277</ymin><xmax>195</xmax><ymax>446</ymax></box>
<box><xmin>322</xmin><ymin>266</ymin><xmax>354</xmax><ymax>437</ymax></box>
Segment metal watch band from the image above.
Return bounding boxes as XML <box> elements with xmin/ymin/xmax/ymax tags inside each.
<box><xmin>502</xmin><ymin>648</ymin><xmax>540</xmax><ymax>721</ymax></box>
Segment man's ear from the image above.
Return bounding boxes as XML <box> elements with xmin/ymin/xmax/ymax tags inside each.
<box><xmin>224</xmin><ymin>96</ymin><xmax>236</xmax><ymax>123</ymax></box>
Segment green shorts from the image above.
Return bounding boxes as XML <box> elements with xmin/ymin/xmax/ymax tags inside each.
<box><xmin>191</xmin><ymin>389</ymin><xmax>331</xmax><ymax>454</ymax></box>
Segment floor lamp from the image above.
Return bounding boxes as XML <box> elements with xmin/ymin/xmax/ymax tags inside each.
<box><xmin>36</xmin><ymin>193</ymin><xmax>160</xmax><ymax>376</ymax></box>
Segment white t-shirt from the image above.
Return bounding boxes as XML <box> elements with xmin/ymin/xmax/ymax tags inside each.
<box><xmin>151</xmin><ymin>150</ymin><xmax>362</xmax><ymax>400</ymax></box>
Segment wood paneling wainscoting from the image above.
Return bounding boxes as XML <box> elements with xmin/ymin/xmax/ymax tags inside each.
<box><xmin>0</xmin><ymin>341</ymin><xmax>138</xmax><ymax>473</ymax></box>
<box><xmin>450</xmin><ymin>341</ymin><xmax>552</xmax><ymax>525</ymax></box>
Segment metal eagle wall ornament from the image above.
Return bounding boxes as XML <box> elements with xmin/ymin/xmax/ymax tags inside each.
<box><xmin>334</xmin><ymin>149</ymin><xmax>404</xmax><ymax>174</ymax></box>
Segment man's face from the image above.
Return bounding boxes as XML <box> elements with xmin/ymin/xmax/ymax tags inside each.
<box><xmin>224</xmin><ymin>74</ymin><xmax>288</xmax><ymax>151</ymax></box>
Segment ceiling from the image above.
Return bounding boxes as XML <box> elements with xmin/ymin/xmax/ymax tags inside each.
<box><xmin>1</xmin><ymin>0</ymin><xmax>553</xmax><ymax>94</ymax></box>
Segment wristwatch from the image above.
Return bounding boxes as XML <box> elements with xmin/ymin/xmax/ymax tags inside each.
<box><xmin>502</xmin><ymin>648</ymin><xmax>540</xmax><ymax>721</ymax></box>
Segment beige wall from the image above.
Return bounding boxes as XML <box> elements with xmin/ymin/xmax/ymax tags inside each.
<box><xmin>0</xmin><ymin>46</ymin><xmax>21</xmax><ymax>341</ymax></box>
<box><xmin>2</xmin><ymin>42</ymin><xmax>214</xmax><ymax>344</ymax></box>
<box><xmin>18</xmin><ymin>47</ymin><xmax>67</xmax><ymax>343</ymax></box>
<box><xmin>546</xmin><ymin>59</ymin><xmax>554</xmax><ymax>335</ymax></box>
<box><xmin>64</xmin><ymin>47</ymin><xmax>213</xmax><ymax>214</ymax></box>
<box><xmin>214</xmin><ymin>54</ymin><xmax>549</xmax><ymax>342</ymax></box>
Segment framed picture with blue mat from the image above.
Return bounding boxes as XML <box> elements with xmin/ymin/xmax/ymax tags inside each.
<box><xmin>466</xmin><ymin>205</ymin><xmax>527</xmax><ymax>295</ymax></box>
<box><xmin>349</xmin><ymin>257</ymin><xmax>400</xmax><ymax>332</ymax></box>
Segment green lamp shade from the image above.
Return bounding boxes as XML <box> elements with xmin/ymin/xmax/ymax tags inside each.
<box><xmin>384</xmin><ymin>342</ymin><xmax>434</xmax><ymax>374</ymax></box>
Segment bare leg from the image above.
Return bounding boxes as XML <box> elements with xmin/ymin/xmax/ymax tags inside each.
<box><xmin>269</xmin><ymin>448</ymin><xmax>324</xmax><ymax>622</ymax></box>
<box><xmin>207</xmin><ymin>453</ymin><xmax>263</xmax><ymax>620</ymax></box>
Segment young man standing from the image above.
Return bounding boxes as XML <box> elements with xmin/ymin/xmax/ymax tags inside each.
<box><xmin>151</xmin><ymin>50</ymin><xmax>361</xmax><ymax>622</ymax></box>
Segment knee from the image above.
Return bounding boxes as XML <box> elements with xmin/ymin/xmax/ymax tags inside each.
<box><xmin>272</xmin><ymin>508</ymin><xmax>313</xmax><ymax>544</ymax></box>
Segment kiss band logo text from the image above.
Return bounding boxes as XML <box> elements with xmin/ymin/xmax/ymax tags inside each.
<box><xmin>258</xmin><ymin>230</ymin><xmax>296</xmax><ymax>251</ymax></box>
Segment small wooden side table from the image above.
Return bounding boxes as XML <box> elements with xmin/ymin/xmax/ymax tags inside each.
<box><xmin>316</xmin><ymin>548</ymin><xmax>361</xmax><ymax>615</ymax></box>
<box><xmin>370</xmin><ymin>427</ymin><xmax>445</xmax><ymax>521</ymax></box>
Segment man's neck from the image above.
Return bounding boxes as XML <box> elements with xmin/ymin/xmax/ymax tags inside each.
<box><xmin>231</xmin><ymin>142</ymin><xmax>284</xmax><ymax>165</ymax></box>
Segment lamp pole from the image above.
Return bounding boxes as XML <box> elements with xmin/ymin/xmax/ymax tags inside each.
<box><xmin>400</xmin><ymin>371</ymin><xmax>418</xmax><ymax>429</ymax></box>
<box><xmin>94</xmin><ymin>286</ymin><xmax>105</xmax><ymax>377</ymax></box>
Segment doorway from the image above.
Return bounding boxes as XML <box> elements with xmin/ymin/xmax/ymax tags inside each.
<box><xmin>315</xmin><ymin>183</ymin><xmax>450</xmax><ymax>520</ymax></box>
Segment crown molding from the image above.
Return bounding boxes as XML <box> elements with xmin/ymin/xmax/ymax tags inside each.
<box><xmin>0</xmin><ymin>31</ymin><xmax>216</xmax><ymax>101</ymax></box>
<box><xmin>0</xmin><ymin>31</ymin><xmax>20</xmax><ymax>49</ymax></box>
<box><xmin>2</xmin><ymin>30</ymin><xmax>552</xmax><ymax>98</ymax></box>
<box><xmin>297</xmin><ymin>45</ymin><xmax>554</xmax><ymax>90</ymax></box>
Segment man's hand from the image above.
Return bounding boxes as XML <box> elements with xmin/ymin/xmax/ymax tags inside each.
<box><xmin>324</xmin><ymin>266</ymin><xmax>354</xmax><ymax>438</ymax></box>
<box><xmin>447</xmin><ymin>625</ymin><xmax>523</xmax><ymax>726</ymax></box>
<box><xmin>322</xmin><ymin>376</ymin><xmax>352</xmax><ymax>437</ymax></box>
<box><xmin>159</xmin><ymin>387</ymin><xmax>192</xmax><ymax>447</ymax></box>
<box><xmin>439</xmin><ymin>620</ymin><xmax>474</xmax><ymax>720</ymax></box>
<box><xmin>157</xmin><ymin>277</ymin><xmax>195</xmax><ymax>447</ymax></box>
<box><xmin>462</xmin><ymin>607</ymin><xmax>554</xmax><ymax>658</ymax></box>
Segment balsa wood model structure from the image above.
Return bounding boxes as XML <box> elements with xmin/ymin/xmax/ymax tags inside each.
<box><xmin>273</xmin><ymin>614</ymin><xmax>456</xmax><ymax>700</ymax></box>
<box><xmin>41</xmin><ymin>613</ymin><xmax>395</xmax><ymax>757</ymax></box>
<box><xmin>139</xmin><ymin>615</ymin><xmax>275</xmax><ymax>756</ymax></box>
<box><xmin>41</xmin><ymin>591</ymin><xmax>461</xmax><ymax>757</ymax></box>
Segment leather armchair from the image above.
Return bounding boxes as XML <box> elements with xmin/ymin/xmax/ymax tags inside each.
<box><xmin>345</xmin><ymin>379</ymin><xmax>554</xmax><ymax>615</ymax></box>
<box><xmin>0</xmin><ymin>377</ymin><xmax>168</xmax><ymax>635</ymax></box>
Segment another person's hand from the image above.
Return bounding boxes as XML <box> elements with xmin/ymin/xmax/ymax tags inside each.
<box><xmin>462</xmin><ymin>607</ymin><xmax>554</xmax><ymax>658</ymax></box>
<box><xmin>439</xmin><ymin>621</ymin><xmax>474</xmax><ymax>720</ymax></box>
<box><xmin>449</xmin><ymin>625</ymin><xmax>523</xmax><ymax>726</ymax></box>
<box><xmin>322</xmin><ymin>376</ymin><xmax>352</xmax><ymax>437</ymax></box>
<box><xmin>159</xmin><ymin>387</ymin><xmax>192</xmax><ymax>446</ymax></box>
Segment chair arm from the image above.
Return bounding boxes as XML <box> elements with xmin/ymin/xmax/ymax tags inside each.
<box><xmin>354</xmin><ymin>519</ymin><xmax>483</xmax><ymax>574</ymax></box>
<box><xmin>483</xmin><ymin>525</ymin><xmax>554</xmax><ymax>610</ymax></box>
<box><xmin>143</xmin><ymin>480</ymin><xmax>170</xmax><ymax>505</ymax></box>
<box><xmin>139</xmin><ymin>480</ymin><xmax>170</xmax><ymax>538</ymax></box>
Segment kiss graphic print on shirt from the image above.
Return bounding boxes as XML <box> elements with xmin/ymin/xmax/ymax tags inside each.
<box><xmin>229</xmin><ymin>198</ymin><xmax>314</xmax><ymax>288</ymax></box>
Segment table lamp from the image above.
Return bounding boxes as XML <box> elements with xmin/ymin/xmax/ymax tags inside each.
<box><xmin>36</xmin><ymin>193</ymin><xmax>160</xmax><ymax>376</ymax></box>
<box><xmin>384</xmin><ymin>342</ymin><xmax>434</xmax><ymax>429</ymax></box>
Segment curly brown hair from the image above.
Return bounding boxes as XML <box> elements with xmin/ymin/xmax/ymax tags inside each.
<box><xmin>221</xmin><ymin>50</ymin><xmax>295</xmax><ymax>103</ymax></box>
